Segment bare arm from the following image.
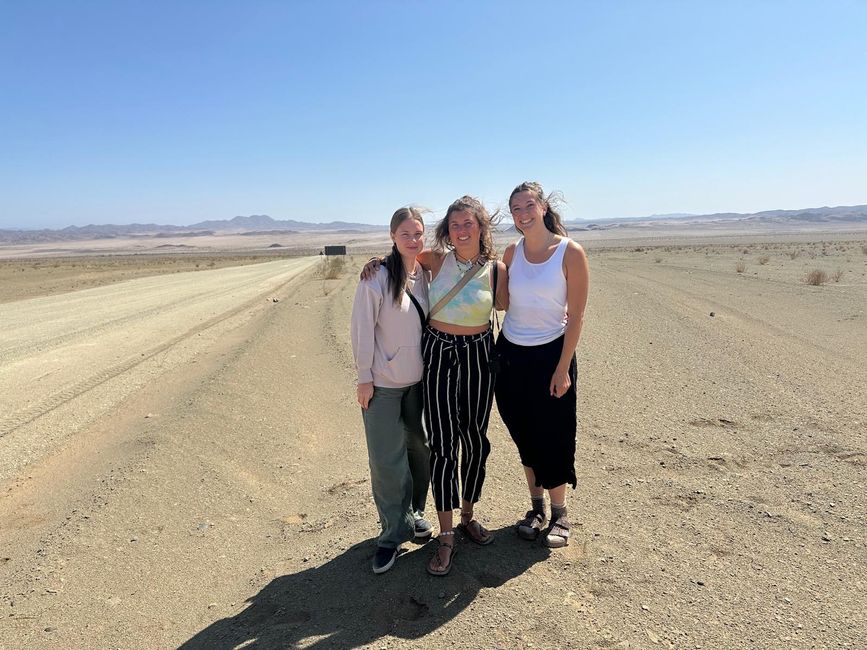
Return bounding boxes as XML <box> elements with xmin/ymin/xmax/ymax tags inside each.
<box><xmin>494</xmin><ymin>260</ymin><xmax>509</xmax><ymax>311</ymax></box>
<box><xmin>497</xmin><ymin>243</ymin><xmax>517</xmax><ymax>312</ymax></box>
<box><xmin>550</xmin><ymin>241</ymin><xmax>590</xmax><ymax>398</ymax></box>
<box><xmin>502</xmin><ymin>242</ymin><xmax>516</xmax><ymax>269</ymax></box>
<box><xmin>360</xmin><ymin>248</ymin><xmax>437</xmax><ymax>280</ymax></box>
<box><xmin>419</xmin><ymin>249</ymin><xmax>446</xmax><ymax>281</ymax></box>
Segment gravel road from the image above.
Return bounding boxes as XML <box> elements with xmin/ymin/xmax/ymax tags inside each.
<box><xmin>1</xmin><ymin>243</ymin><xmax>865</xmax><ymax>649</ymax></box>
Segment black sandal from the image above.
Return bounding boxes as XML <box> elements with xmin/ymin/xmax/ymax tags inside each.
<box><xmin>517</xmin><ymin>510</ymin><xmax>547</xmax><ymax>541</ymax></box>
<box><xmin>544</xmin><ymin>516</ymin><xmax>570</xmax><ymax>548</ymax></box>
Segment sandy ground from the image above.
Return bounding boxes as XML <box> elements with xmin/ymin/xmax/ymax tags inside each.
<box><xmin>0</xmin><ymin>235</ymin><xmax>865</xmax><ymax>649</ymax></box>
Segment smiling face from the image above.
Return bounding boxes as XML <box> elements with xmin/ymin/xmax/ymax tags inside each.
<box><xmin>447</xmin><ymin>210</ymin><xmax>481</xmax><ymax>256</ymax></box>
<box><xmin>509</xmin><ymin>190</ymin><xmax>546</xmax><ymax>234</ymax></box>
<box><xmin>433</xmin><ymin>195</ymin><xmax>494</xmax><ymax>260</ymax></box>
<box><xmin>391</xmin><ymin>216</ymin><xmax>425</xmax><ymax>259</ymax></box>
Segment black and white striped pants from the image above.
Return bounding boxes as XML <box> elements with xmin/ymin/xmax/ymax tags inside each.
<box><xmin>422</xmin><ymin>325</ymin><xmax>495</xmax><ymax>512</ymax></box>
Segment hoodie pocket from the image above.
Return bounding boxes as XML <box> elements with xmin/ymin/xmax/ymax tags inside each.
<box><xmin>385</xmin><ymin>345</ymin><xmax>423</xmax><ymax>384</ymax></box>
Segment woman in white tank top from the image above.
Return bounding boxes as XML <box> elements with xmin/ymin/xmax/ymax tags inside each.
<box><xmin>495</xmin><ymin>181</ymin><xmax>590</xmax><ymax>549</ymax></box>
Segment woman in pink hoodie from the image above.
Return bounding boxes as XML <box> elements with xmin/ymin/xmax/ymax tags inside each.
<box><xmin>350</xmin><ymin>206</ymin><xmax>432</xmax><ymax>575</ymax></box>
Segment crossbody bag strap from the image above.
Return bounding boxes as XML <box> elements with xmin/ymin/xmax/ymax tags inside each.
<box><xmin>490</xmin><ymin>261</ymin><xmax>500</xmax><ymax>336</ymax></box>
<box><xmin>405</xmin><ymin>288</ymin><xmax>426</xmax><ymax>325</ymax></box>
<box><xmin>428</xmin><ymin>259</ymin><xmax>484</xmax><ymax>321</ymax></box>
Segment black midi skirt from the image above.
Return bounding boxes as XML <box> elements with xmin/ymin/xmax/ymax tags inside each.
<box><xmin>494</xmin><ymin>333</ymin><xmax>577</xmax><ymax>490</ymax></box>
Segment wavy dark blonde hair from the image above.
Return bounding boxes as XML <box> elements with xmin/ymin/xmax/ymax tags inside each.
<box><xmin>509</xmin><ymin>181</ymin><xmax>567</xmax><ymax>236</ymax></box>
<box><xmin>432</xmin><ymin>195</ymin><xmax>498</xmax><ymax>261</ymax></box>
<box><xmin>384</xmin><ymin>206</ymin><xmax>426</xmax><ymax>304</ymax></box>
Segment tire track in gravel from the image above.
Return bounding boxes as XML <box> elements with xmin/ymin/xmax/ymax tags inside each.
<box><xmin>599</xmin><ymin>262</ymin><xmax>867</xmax><ymax>404</ymax></box>
<box><xmin>0</xmin><ymin>261</ymin><xmax>307</xmax><ymax>364</ymax></box>
<box><xmin>0</xmin><ymin>258</ymin><xmax>317</xmax><ymax>439</ymax></box>
<box><xmin>590</xmin><ymin>260</ymin><xmax>866</xmax><ymax>447</ymax></box>
<box><xmin>614</xmin><ymin>265</ymin><xmax>865</xmax><ymax>368</ymax></box>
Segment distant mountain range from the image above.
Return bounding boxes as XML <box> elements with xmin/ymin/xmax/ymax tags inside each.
<box><xmin>0</xmin><ymin>214</ymin><xmax>384</xmax><ymax>243</ymax></box>
<box><xmin>186</xmin><ymin>214</ymin><xmax>384</xmax><ymax>232</ymax></box>
<box><xmin>2</xmin><ymin>205</ymin><xmax>866</xmax><ymax>243</ymax></box>
<box><xmin>565</xmin><ymin>204</ymin><xmax>867</xmax><ymax>231</ymax></box>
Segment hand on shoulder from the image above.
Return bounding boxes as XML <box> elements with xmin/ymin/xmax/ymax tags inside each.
<box><xmin>360</xmin><ymin>257</ymin><xmax>384</xmax><ymax>281</ymax></box>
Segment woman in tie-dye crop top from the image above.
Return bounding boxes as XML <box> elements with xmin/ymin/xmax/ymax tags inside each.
<box><xmin>363</xmin><ymin>195</ymin><xmax>508</xmax><ymax>576</ymax></box>
<box><xmin>419</xmin><ymin>196</ymin><xmax>508</xmax><ymax>576</ymax></box>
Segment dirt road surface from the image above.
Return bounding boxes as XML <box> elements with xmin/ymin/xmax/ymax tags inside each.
<box><xmin>1</xmin><ymin>244</ymin><xmax>865</xmax><ymax>649</ymax></box>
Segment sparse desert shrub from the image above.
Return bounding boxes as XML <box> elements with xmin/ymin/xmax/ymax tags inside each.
<box><xmin>862</xmin><ymin>245</ymin><xmax>867</xmax><ymax>255</ymax></box>
<box><xmin>735</xmin><ymin>262</ymin><xmax>746</xmax><ymax>273</ymax></box>
<box><xmin>831</xmin><ymin>269</ymin><xmax>844</xmax><ymax>282</ymax></box>
<box><xmin>758</xmin><ymin>256</ymin><xmax>770</xmax><ymax>265</ymax></box>
<box><xmin>319</xmin><ymin>255</ymin><xmax>346</xmax><ymax>279</ymax></box>
<box><xmin>741</xmin><ymin>248</ymin><xmax>749</xmax><ymax>255</ymax></box>
<box><xmin>804</xmin><ymin>269</ymin><xmax>828</xmax><ymax>286</ymax></box>
<box><xmin>655</xmin><ymin>257</ymin><xmax>663</xmax><ymax>263</ymax></box>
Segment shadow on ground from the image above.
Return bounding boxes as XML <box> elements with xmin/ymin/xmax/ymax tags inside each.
<box><xmin>179</xmin><ymin>525</ymin><xmax>550</xmax><ymax>649</ymax></box>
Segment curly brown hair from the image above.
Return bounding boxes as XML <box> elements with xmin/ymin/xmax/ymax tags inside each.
<box><xmin>432</xmin><ymin>195</ymin><xmax>498</xmax><ymax>261</ymax></box>
<box><xmin>509</xmin><ymin>181</ymin><xmax>567</xmax><ymax>236</ymax></box>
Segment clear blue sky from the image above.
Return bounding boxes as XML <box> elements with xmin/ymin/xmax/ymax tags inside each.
<box><xmin>2</xmin><ymin>1</ymin><xmax>866</xmax><ymax>229</ymax></box>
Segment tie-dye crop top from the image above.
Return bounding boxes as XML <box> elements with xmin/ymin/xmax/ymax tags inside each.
<box><xmin>429</xmin><ymin>253</ymin><xmax>493</xmax><ymax>327</ymax></box>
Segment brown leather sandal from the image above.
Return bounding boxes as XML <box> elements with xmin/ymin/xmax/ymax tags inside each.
<box><xmin>426</xmin><ymin>532</ymin><xmax>457</xmax><ymax>576</ymax></box>
<box><xmin>458</xmin><ymin>511</ymin><xmax>494</xmax><ymax>546</ymax></box>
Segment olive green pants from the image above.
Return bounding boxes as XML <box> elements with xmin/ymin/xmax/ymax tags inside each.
<box><xmin>361</xmin><ymin>383</ymin><xmax>430</xmax><ymax>548</ymax></box>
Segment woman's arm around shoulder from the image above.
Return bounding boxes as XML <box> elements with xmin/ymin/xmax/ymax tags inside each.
<box><xmin>418</xmin><ymin>249</ymin><xmax>447</xmax><ymax>280</ymax></box>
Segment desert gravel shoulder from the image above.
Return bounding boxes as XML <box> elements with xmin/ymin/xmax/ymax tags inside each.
<box><xmin>1</xmin><ymin>242</ymin><xmax>865</xmax><ymax>650</ymax></box>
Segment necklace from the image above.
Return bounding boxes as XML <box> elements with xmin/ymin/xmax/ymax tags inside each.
<box><xmin>454</xmin><ymin>252</ymin><xmax>479</xmax><ymax>272</ymax></box>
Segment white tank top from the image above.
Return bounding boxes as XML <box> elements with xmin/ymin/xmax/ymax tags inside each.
<box><xmin>502</xmin><ymin>237</ymin><xmax>569</xmax><ymax>346</ymax></box>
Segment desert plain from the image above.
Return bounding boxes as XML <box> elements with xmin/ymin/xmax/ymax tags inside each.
<box><xmin>1</xmin><ymin>227</ymin><xmax>865</xmax><ymax>649</ymax></box>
